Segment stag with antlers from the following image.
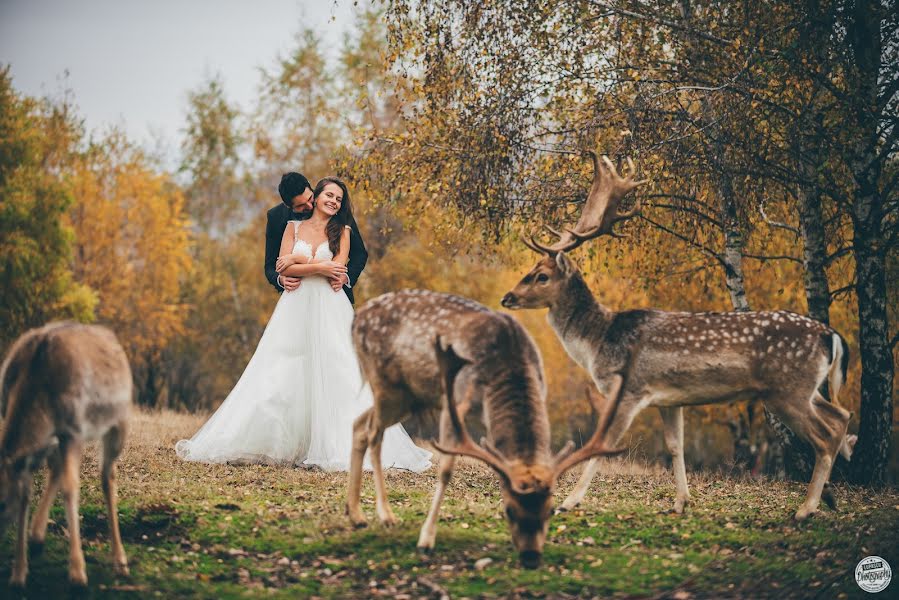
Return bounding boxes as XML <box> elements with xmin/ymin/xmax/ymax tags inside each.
<box><xmin>502</xmin><ymin>152</ymin><xmax>855</xmax><ymax>520</ymax></box>
<box><xmin>346</xmin><ymin>290</ymin><xmax>622</xmax><ymax>568</ymax></box>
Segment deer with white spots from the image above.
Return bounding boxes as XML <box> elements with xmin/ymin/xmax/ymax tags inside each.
<box><xmin>501</xmin><ymin>152</ymin><xmax>856</xmax><ymax>520</ymax></box>
<box><xmin>0</xmin><ymin>322</ymin><xmax>132</xmax><ymax>587</ymax></box>
<box><xmin>346</xmin><ymin>290</ymin><xmax>622</xmax><ymax>568</ymax></box>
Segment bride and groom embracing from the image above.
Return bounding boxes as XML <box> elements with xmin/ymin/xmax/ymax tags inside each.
<box><xmin>175</xmin><ymin>174</ymin><xmax>431</xmax><ymax>472</ymax></box>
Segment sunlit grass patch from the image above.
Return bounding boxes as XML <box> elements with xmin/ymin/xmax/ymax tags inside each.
<box><xmin>1</xmin><ymin>409</ymin><xmax>896</xmax><ymax>598</ymax></box>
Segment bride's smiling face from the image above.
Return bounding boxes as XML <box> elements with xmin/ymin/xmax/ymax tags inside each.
<box><xmin>315</xmin><ymin>183</ymin><xmax>343</xmax><ymax>217</ymax></box>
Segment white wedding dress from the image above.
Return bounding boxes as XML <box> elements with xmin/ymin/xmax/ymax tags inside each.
<box><xmin>175</xmin><ymin>226</ymin><xmax>432</xmax><ymax>472</ymax></box>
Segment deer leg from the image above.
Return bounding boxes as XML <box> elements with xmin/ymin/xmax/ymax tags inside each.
<box><xmin>558</xmin><ymin>458</ymin><xmax>600</xmax><ymax>512</ymax></box>
<box><xmin>794</xmin><ymin>392</ymin><xmax>849</xmax><ymax>520</ymax></box>
<box><xmin>767</xmin><ymin>390</ymin><xmax>848</xmax><ymax>520</ymax></box>
<box><xmin>369</xmin><ymin>426</ymin><xmax>397</xmax><ymax>526</ymax></box>
<box><xmin>659</xmin><ymin>406</ymin><xmax>690</xmax><ymax>513</ymax></box>
<box><xmin>29</xmin><ymin>446</ymin><xmax>63</xmax><ymax>553</ymax></box>
<box><xmin>9</xmin><ymin>479</ymin><xmax>32</xmax><ymax>588</ymax></box>
<box><xmin>417</xmin><ymin>453</ymin><xmax>456</xmax><ymax>552</ymax></box>
<box><xmin>346</xmin><ymin>408</ymin><xmax>373</xmax><ymax>527</ymax></box>
<box><xmin>416</xmin><ymin>404</ymin><xmax>467</xmax><ymax>550</ymax></box>
<box><xmin>59</xmin><ymin>438</ymin><xmax>87</xmax><ymax>586</ymax></box>
<box><xmin>102</xmin><ymin>425</ymin><xmax>129</xmax><ymax>575</ymax></box>
<box><xmin>560</xmin><ymin>381</ymin><xmax>641</xmax><ymax>511</ymax></box>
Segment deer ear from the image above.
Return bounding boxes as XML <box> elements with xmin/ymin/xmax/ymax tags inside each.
<box><xmin>555</xmin><ymin>251</ymin><xmax>574</xmax><ymax>276</ymax></box>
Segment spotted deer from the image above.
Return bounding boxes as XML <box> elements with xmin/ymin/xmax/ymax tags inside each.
<box><xmin>501</xmin><ymin>152</ymin><xmax>855</xmax><ymax>520</ymax></box>
<box><xmin>346</xmin><ymin>290</ymin><xmax>622</xmax><ymax>568</ymax></box>
<box><xmin>0</xmin><ymin>322</ymin><xmax>132</xmax><ymax>587</ymax></box>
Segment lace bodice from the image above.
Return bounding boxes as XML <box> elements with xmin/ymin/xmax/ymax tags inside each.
<box><xmin>291</xmin><ymin>221</ymin><xmax>333</xmax><ymax>261</ymax></box>
<box><xmin>292</xmin><ymin>239</ymin><xmax>333</xmax><ymax>261</ymax></box>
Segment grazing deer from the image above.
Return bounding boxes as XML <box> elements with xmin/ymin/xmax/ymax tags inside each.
<box><xmin>501</xmin><ymin>152</ymin><xmax>855</xmax><ymax>520</ymax></box>
<box><xmin>346</xmin><ymin>290</ymin><xmax>622</xmax><ymax>568</ymax></box>
<box><xmin>0</xmin><ymin>322</ymin><xmax>132</xmax><ymax>587</ymax></box>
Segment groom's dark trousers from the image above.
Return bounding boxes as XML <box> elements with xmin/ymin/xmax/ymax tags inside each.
<box><xmin>264</xmin><ymin>203</ymin><xmax>368</xmax><ymax>305</ymax></box>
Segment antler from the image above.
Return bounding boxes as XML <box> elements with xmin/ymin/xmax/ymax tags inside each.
<box><xmin>550</xmin><ymin>377</ymin><xmax>627</xmax><ymax>480</ymax></box>
<box><xmin>432</xmin><ymin>337</ymin><xmax>515</xmax><ymax>481</ymax></box>
<box><xmin>529</xmin><ymin>151</ymin><xmax>647</xmax><ymax>254</ymax></box>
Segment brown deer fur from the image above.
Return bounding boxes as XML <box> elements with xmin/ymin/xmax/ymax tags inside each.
<box><xmin>502</xmin><ymin>252</ymin><xmax>855</xmax><ymax>520</ymax></box>
<box><xmin>0</xmin><ymin>322</ymin><xmax>131</xmax><ymax>587</ymax></box>
<box><xmin>346</xmin><ymin>290</ymin><xmax>620</xmax><ymax>568</ymax></box>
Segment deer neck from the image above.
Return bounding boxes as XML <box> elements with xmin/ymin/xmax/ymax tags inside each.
<box><xmin>547</xmin><ymin>272</ymin><xmax>612</xmax><ymax>371</ymax></box>
<box><xmin>484</xmin><ymin>378</ymin><xmax>552</xmax><ymax>464</ymax></box>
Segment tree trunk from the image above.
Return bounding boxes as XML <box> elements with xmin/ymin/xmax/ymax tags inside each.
<box><xmin>850</xmin><ymin>193</ymin><xmax>892</xmax><ymax>484</ymax></box>
<box><xmin>798</xmin><ymin>179</ymin><xmax>831</xmax><ymax>325</ymax></box>
<box><xmin>846</xmin><ymin>0</ymin><xmax>892</xmax><ymax>485</ymax></box>
<box><xmin>722</xmin><ymin>200</ymin><xmax>750</xmax><ymax>313</ymax></box>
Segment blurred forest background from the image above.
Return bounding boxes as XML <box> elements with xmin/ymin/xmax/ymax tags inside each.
<box><xmin>1</xmin><ymin>1</ymin><xmax>897</xmax><ymax>483</ymax></box>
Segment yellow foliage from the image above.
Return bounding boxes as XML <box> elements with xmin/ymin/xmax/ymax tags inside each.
<box><xmin>67</xmin><ymin>141</ymin><xmax>192</xmax><ymax>383</ymax></box>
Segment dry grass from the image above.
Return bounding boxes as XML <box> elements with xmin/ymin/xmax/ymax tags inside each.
<box><xmin>1</xmin><ymin>408</ymin><xmax>897</xmax><ymax>599</ymax></box>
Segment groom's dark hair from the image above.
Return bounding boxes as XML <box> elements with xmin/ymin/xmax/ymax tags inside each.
<box><xmin>278</xmin><ymin>172</ymin><xmax>312</xmax><ymax>207</ymax></box>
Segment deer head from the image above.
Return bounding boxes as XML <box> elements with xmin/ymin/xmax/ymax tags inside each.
<box><xmin>504</xmin><ymin>152</ymin><xmax>645</xmax><ymax>310</ymax></box>
<box><xmin>501</xmin><ymin>252</ymin><xmax>579</xmax><ymax>311</ymax></box>
<box><xmin>433</xmin><ymin>337</ymin><xmax>623</xmax><ymax>568</ymax></box>
<box><xmin>525</xmin><ymin>151</ymin><xmax>646</xmax><ymax>254</ymax></box>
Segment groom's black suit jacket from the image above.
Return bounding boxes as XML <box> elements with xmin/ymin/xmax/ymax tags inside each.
<box><xmin>265</xmin><ymin>203</ymin><xmax>368</xmax><ymax>305</ymax></box>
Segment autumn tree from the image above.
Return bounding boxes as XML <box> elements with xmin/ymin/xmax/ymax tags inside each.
<box><xmin>0</xmin><ymin>67</ymin><xmax>95</xmax><ymax>346</ymax></box>
<box><xmin>68</xmin><ymin>132</ymin><xmax>192</xmax><ymax>406</ymax></box>
<box><xmin>377</xmin><ymin>0</ymin><xmax>897</xmax><ymax>480</ymax></box>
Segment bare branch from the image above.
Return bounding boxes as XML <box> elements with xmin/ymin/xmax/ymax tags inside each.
<box><xmin>639</xmin><ymin>214</ymin><xmax>726</xmax><ymax>268</ymax></box>
<box><xmin>830</xmin><ymin>284</ymin><xmax>856</xmax><ymax>300</ymax></box>
<box><xmin>825</xmin><ymin>247</ymin><xmax>852</xmax><ymax>265</ymax></box>
<box><xmin>759</xmin><ymin>200</ymin><xmax>800</xmax><ymax>236</ymax></box>
<box><xmin>586</xmin><ymin>0</ymin><xmax>734</xmax><ymax>46</ymax></box>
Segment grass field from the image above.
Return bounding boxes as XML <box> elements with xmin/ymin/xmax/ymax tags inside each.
<box><xmin>1</xmin><ymin>409</ymin><xmax>897</xmax><ymax>599</ymax></box>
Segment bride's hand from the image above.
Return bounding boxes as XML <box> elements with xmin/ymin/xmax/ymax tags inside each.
<box><xmin>318</xmin><ymin>260</ymin><xmax>348</xmax><ymax>279</ymax></box>
<box><xmin>276</xmin><ymin>255</ymin><xmax>296</xmax><ymax>272</ymax></box>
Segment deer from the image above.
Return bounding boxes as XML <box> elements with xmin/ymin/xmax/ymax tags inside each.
<box><xmin>501</xmin><ymin>151</ymin><xmax>856</xmax><ymax>521</ymax></box>
<box><xmin>346</xmin><ymin>290</ymin><xmax>623</xmax><ymax>568</ymax></box>
<box><xmin>0</xmin><ymin>322</ymin><xmax>132</xmax><ymax>587</ymax></box>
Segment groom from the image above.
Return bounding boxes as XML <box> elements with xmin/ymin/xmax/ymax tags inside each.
<box><xmin>264</xmin><ymin>172</ymin><xmax>368</xmax><ymax>304</ymax></box>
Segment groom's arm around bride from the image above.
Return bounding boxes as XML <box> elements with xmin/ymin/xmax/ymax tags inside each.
<box><xmin>265</xmin><ymin>172</ymin><xmax>368</xmax><ymax>304</ymax></box>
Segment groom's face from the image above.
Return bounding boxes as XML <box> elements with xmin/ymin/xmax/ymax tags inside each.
<box><xmin>291</xmin><ymin>188</ymin><xmax>314</xmax><ymax>213</ymax></box>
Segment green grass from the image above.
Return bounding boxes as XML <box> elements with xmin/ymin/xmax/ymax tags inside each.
<box><xmin>1</xmin><ymin>410</ymin><xmax>897</xmax><ymax>598</ymax></box>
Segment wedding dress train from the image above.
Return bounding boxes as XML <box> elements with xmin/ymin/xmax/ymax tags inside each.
<box><xmin>175</xmin><ymin>230</ymin><xmax>431</xmax><ymax>472</ymax></box>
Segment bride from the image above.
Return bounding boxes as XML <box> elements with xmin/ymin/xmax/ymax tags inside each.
<box><xmin>175</xmin><ymin>177</ymin><xmax>431</xmax><ymax>472</ymax></box>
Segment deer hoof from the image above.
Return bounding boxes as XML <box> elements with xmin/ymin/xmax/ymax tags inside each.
<box><xmin>68</xmin><ymin>569</ymin><xmax>88</xmax><ymax>588</ymax></box>
<box><xmin>9</xmin><ymin>573</ymin><xmax>27</xmax><ymax>589</ymax></box>
<box><xmin>347</xmin><ymin>507</ymin><xmax>368</xmax><ymax>528</ymax></box>
<box><xmin>114</xmin><ymin>561</ymin><xmax>130</xmax><ymax>577</ymax></box>
<box><xmin>380</xmin><ymin>515</ymin><xmax>399</xmax><ymax>528</ymax></box>
<box><xmin>821</xmin><ymin>484</ymin><xmax>838</xmax><ymax>510</ymax></box>
<box><xmin>793</xmin><ymin>506</ymin><xmax>816</xmax><ymax>521</ymax></box>
<box><xmin>417</xmin><ymin>545</ymin><xmax>434</xmax><ymax>556</ymax></box>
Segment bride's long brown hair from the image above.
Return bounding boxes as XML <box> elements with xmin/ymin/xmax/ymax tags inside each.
<box><xmin>312</xmin><ymin>177</ymin><xmax>353</xmax><ymax>256</ymax></box>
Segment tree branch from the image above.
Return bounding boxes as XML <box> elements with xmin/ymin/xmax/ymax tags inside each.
<box><xmin>586</xmin><ymin>1</ymin><xmax>735</xmax><ymax>46</ymax></box>
<box><xmin>743</xmin><ymin>253</ymin><xmax>803</xmax><ymax>263</ymax></box>
<box><xmin>825</xmin><ymin>246</ymin><xmax>852</xmax><ymax>265</ymax></box>
<box><xmin>759</xmin><ymin>200</ymin><xmax>800</xmax><ymax>236</ymax></box>
<box><xmin>639</xmin><ymin>214</ymin><xmax>726</xmax><ymax>267</ymax></box>
<box><xmin>830</xmin><ymin>284</ymin><xmax>855</xmax><ymax>300</ymax></box>
<box><xmin>653</xmin><ymin>203</ymin><xmax>724</xmax><ymax>229</ymax></box>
